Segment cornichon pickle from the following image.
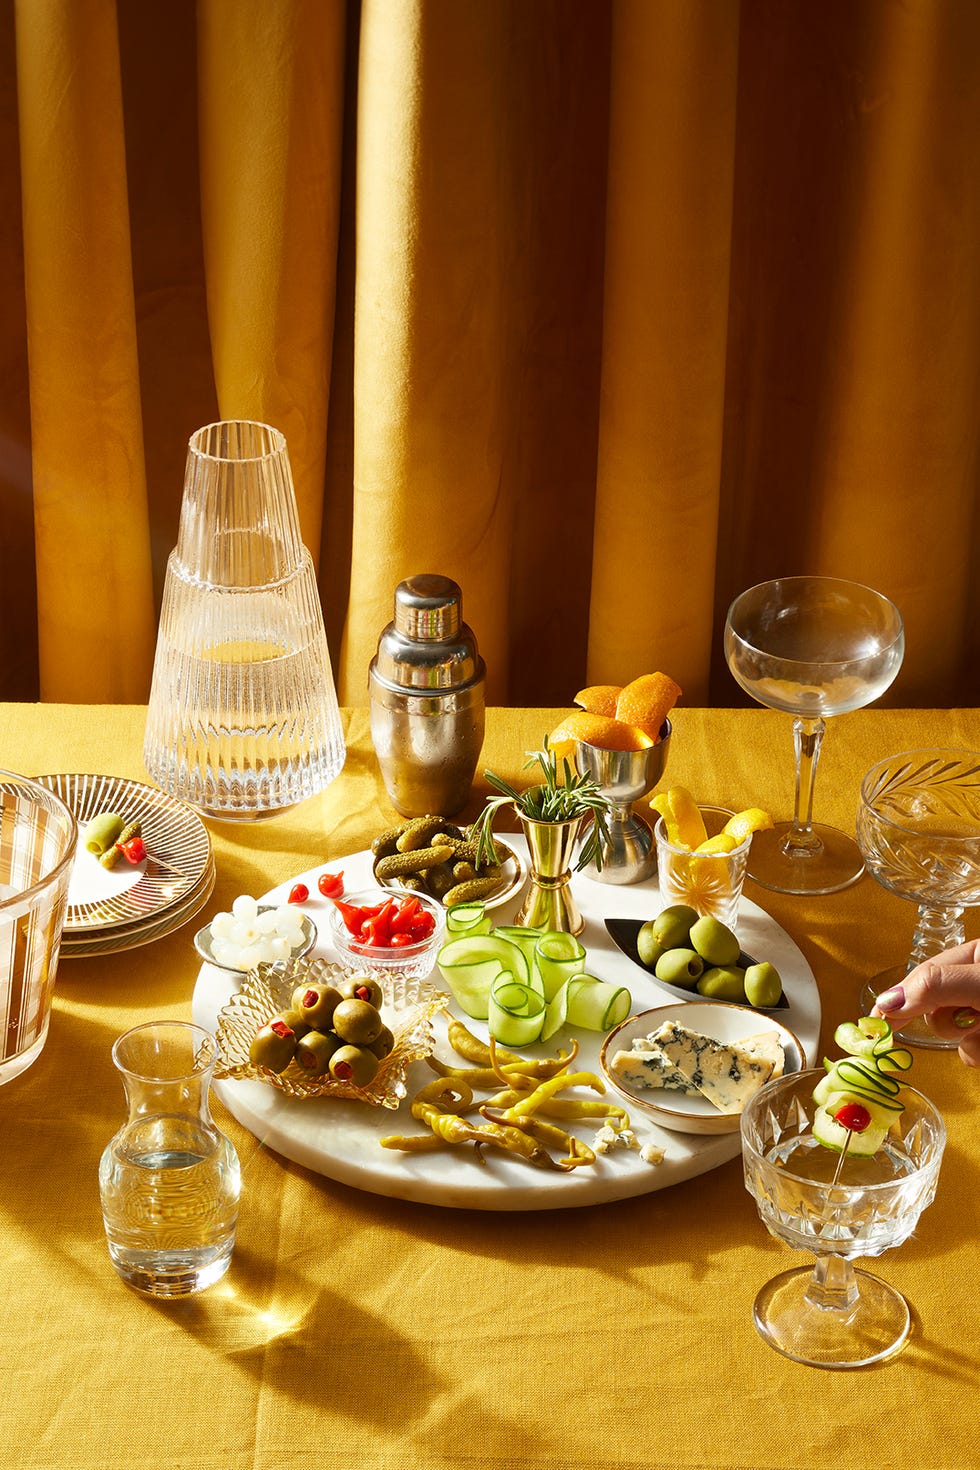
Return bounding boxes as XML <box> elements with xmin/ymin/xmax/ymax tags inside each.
<box><xmin>425</xmin><ymin>863</ymin><xmax>458</xmax><ymax>899</ymax></box>
<box><xmin>374</xmin><ymin>845</ymin><xmax>453</xmax><ymax>880</ymax></box>
<box><xmin>452</xmin><ymin>861</ymin><xmax>479</xmax><ymax>883</ymax></box>
<box><xmin>442</xmin><ymin>874</ymin><xmax>506</xmax><ymax>906</ymax></box>
<box><xmin>371</xmin><ymin>828</ymin><xmax>403</xmax><ymax>860</ymax></box>
<box><xmin>435</xmin><ymin>837</ymin><xmax>480</xmax><ymax>864</ymax></box>
<box><xmin>396</xmin><ymin>815</ymin><xmax>455</xmax><ymax>852</ymax></box>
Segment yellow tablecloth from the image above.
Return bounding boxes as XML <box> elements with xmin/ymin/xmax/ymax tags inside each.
<box><xmin>1</xmin><ymin>703</ymin><xmax>978</xmax><ymax>1470</ymax></box>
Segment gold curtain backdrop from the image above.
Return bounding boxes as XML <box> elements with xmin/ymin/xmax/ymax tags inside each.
<box><xmin>1</xmin><ymin>0</ymin><xmax>979</xmax><ymax>709</ymax></box>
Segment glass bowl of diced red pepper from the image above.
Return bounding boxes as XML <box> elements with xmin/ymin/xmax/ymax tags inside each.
<box><xmin>325</xmin><ymin>889</ymin><xmax>446</xmax><ymax>981</ymax></box>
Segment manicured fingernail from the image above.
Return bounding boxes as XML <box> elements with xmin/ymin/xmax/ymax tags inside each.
<box><xmin>875</xmin><ymin>986</ymin><xmax>905</xmax><ymax>1011</ymax></box>
<box><xmin>954</xmin><ymin>1008</ymin><xmax>980</xmax><ymax>1029</ymax></box>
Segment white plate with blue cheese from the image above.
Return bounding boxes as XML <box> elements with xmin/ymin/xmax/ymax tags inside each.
<box><xmin>600</xmin><ymin>1001</ymin><xmax>806</xmax><ymax>1135</ymax></box>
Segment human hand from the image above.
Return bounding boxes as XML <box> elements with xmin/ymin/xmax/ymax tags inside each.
<box><xmin>873</xmin><ymin>938</ymin><xmax>980</xmax><ymax>1066</ymax></box>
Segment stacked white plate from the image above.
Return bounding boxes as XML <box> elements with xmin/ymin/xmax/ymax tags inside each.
<box><xmin>35</xmin><ymin>773</ymin><xmax>215</xmax><ymax>957</ymax></box>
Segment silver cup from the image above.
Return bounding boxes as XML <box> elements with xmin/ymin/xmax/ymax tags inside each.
<box><xmin>575</xmin><ymin>721</ymin><xmax>671</xmax><ymax>884</ymax></box>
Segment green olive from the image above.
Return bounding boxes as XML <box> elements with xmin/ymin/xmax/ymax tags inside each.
<box><xmin>329</xmin><ymin>1044</ymin><xmax>379</xmax><ymax>1087</ymax></box>
<box><xmin>636</xmin><ymin>920</ymin><xmax>665</xmax><ymax>969</ymax></box>
<box><xmin>338</xmin><ymin>976</ymin><xmax>384</xmax><ymax>1008</ymax></box>
<box><xmin>292</xmin><ymin>982</ymin><xmax>341</xmax><ymax>1028</ymax></box>
<box><xmin>368</xmin><ymin>1024</ymin><xmax>395</xmax><ymax>1059</ymax></box>
<box><xmin>654</xmin><ymin>947</ymin><xmax>703</xmax><ymax>988</ymax></box>
<box><xmin>696</xmin><ymin>966</ymin><xmax>746</xmax><ymax>1002</ymax></box>
<box><xmin>652</xmin><ymin>905</ymin><xmax>698</xmax><ymax>950</ymax></box>
<box><xmin>744</xmin><ymin>961</ymin><xmax>782</xmax><ymax>1008</ymax></box>
<box><xmin>689</xmin><ymin>915</ymin><xmax>741</xmax><ymax>967</ymax></box>
<box><xmin>278</xmin><ymin>1007</ymin><xmax>311</xmax><ymax>1041</ymax></box>
<box><xmin>332</xmin><ymin>998</ymin><xmax>384</xmax><ymax>1045</ymax></box>
<box><xmin>295</xmin><ymin>1029</ymin><xmax>341</xmax><ymax>1077</ymax></box>
<box><xmin>249</xmin><ymin>1021</ymin><xmax>297</xmax><ymax>1073</ymax></box>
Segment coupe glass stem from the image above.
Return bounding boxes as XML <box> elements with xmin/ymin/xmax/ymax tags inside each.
<box><xmin>910</xmin><ymin>904</ymin><xmax>965</xmax><ymax>969</ymax></box>
<box><xmin>803</xmin><ymin>1254</ymin><xmax>860</xmax><ymax>1315</ymax></box>
<box><xmin>784</xmin><ymin>716</ymin><xmax>826</xmax><ymax>858</ymax></box>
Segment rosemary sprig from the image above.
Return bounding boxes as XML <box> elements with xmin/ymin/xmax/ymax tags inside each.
<box><xmin>470</xmin><ymin>739</ymin><xmax>613</xmax><ymax>873</ymax></box>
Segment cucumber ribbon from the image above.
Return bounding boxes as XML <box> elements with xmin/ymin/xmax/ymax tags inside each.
<box><xmin>439</xmin><ymin>903</ymin><xmax>630</xmax><ymax>1044</ymax></box>
<box><xmin>812</xmin><ymin>1016</ymin><xmax>915</xmax><ymax>1155</ymax></box>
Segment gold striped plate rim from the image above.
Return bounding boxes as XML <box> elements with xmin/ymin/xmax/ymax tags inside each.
<box><xmin>35</xmin><ymin>773</ymin><xmax>212</xmax><ymax>932</ymax></box>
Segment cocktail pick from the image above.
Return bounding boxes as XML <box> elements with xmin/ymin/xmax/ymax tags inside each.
<box><xmin>830</xmin><ymin>1102</ymin><xmax>872</xmax><ymax>1186</ymax></box>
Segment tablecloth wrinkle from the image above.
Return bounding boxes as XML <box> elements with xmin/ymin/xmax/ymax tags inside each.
<box><xmin>0</xmin><ymin>703</ymin><xmax>978</xmax><ymax>1469</ymax></box>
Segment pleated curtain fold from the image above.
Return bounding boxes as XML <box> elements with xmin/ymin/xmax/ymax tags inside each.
<box><xmin>2</xmin><ymin>0</ymin><xmax>978</xmax><ymax>709</ymax></box>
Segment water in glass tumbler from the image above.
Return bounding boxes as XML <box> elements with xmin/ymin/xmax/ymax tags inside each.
<box><xmin>99</xmin><ymin>1115</ymin><xmax>240</xmax><ymax>1297</ymax></box>
<box><xmin>99</xmin><ymin>1021</ymin><xmax>240</xmax><ymax>1298</ymax></box>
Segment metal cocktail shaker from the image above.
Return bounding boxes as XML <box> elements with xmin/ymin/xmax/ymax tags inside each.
<box><xmin>369</xmin><ymin>575</ymin><xmax>486</xmax><ymax>817</ymax></box>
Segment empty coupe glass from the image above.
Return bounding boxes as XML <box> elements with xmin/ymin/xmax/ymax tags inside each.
<box><xmin>725</xmin><ymin>576</ymin><xmax>904</xmax><ymax>894</ymax></box>
<box><xmin>856</xmin><ymin>748</ymin><xmax>980</xmax><ymax>1048</ymax></box>
<box><xmin>741</xmin><ymin>1070</ymin><xmax>945</xmax><ymax>1369</ymax></box>
<box><xmin>144</xmin><ymin>421</ymin><xmax>345</xmax><ymax>820</ymax></box>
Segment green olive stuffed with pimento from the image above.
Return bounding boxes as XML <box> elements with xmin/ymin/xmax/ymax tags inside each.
<box><xmin>249</xmin><ymin>977</ymin><xmax>394</xmax><ymax>1085</ymax></box>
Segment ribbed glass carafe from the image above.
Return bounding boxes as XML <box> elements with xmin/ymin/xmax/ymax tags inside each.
<box><xmin>143</xmin><ymin>422</ymin><xmax>345</xmax><ymax>820</ymax></box>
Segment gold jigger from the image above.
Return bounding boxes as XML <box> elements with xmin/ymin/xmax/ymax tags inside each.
<box><xmin>574</xmin><ymin>721</ymin><xmax>672</xmax><ymax>885</ymax></box>
<box><xmin>514</xmin><ymin>814</ymin><xmax>586</xmax><ymax>935</ymax></box>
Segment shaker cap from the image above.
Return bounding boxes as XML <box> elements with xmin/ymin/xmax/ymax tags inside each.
<box><xmin>370</xmin><ymin>574</ymin><xmax>485</xmax><ymax>692</ymax></box>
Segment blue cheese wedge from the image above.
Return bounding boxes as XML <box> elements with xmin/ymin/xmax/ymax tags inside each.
<box><xmin>739</xmin><ymin>1030</ymin><xmax>786</xmax><ymax>1080</ymax></box>
<box><xmin>648</xmin><ymin>1020</ymin><xmax>778</xmax><ymax>1113</ymax></box>
<box><xmin>609</xmin><ymin>1045</ymin><xmax>698</xmax><ymax>1094</ymax></box>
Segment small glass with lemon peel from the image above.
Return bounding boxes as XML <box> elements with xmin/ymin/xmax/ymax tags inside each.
<box><xmin>653</xmin><ymin>802</ymin><xmax>758</xmax><ymax>927</ymax></box>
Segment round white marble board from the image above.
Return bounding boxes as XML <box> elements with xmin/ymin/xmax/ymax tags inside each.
<box><xmin>192</xmin><ymin>835</ymin><xmax>821</xmax><ymax>1211</ymax></box>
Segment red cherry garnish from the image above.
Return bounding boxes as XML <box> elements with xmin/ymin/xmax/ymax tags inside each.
<box><xmin>834</xmin><ymin>1102</ymin><xmax>872</xmax><ymax>1133</ymax></box>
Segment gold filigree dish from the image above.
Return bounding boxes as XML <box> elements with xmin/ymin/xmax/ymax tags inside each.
<box><xmin>214</xmin><ymin>955</ymin><xmax>447</xmax><ymax>1108</ymax></box>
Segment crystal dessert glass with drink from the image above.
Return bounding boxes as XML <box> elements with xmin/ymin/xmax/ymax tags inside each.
<box><xmin>741</xmin><ymin>1027</ymin><xmax>944</xmax><ymax>1369</ymax></box>
<box><xmin>724</xmin><ymin>576</ymin><xmax>904</xmax><ymax>895</ymax></box>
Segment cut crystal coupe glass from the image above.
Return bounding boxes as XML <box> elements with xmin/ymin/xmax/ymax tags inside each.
<box><xmin>724</xmin><ymin>576</ymin><xmax>904</xmax><ymax>895</ymax></box>
<box><xmin>741</xmin><ymin>1070</ymin><xmax>945</xmax><ymax>1369</ymax></box>
<box><xmin>856</xmin><ymin>748</ymin><xmax>980</xmax><ymax>1048</ymax></box>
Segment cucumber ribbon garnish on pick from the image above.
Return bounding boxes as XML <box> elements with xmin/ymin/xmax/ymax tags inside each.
<box><xmin>812</xmin><ymin>1015</ymin><xmax>913</xmax><ymax>1161</ymax></box>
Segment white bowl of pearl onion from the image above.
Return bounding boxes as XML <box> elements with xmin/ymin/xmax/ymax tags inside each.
<box><xmin>194</xmin><ymin>894</ymin><xmax>317</xmax><ymax>974</ymax></box>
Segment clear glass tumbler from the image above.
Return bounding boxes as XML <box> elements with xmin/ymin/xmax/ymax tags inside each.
<box><xmin>144</xmin><ymin>421</ymin><xmax>345</xmax><ymax>820</ymax></box>
<box><xmin>0</xmin><ymin>772</ymin><xmax>77</xmax><ymax>1085</ymax></box>
<box><xmin>99</xmin><ymin>1020</ymin><xmax>241</xmax><ymax>1297</ymax></box>
<box><xmin>654</xmin><ymin>804</ymin><xmax>751</xmax><ymax>929</ymax></box>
